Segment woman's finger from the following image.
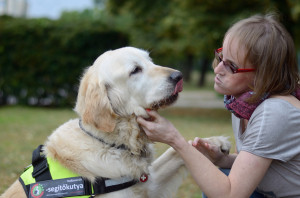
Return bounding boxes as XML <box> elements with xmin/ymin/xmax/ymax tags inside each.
<box><xmin>192</xmin><ymin>137</ymin><xmax>200</xmax><ymax>146</ymax></box>
<box><xmin>137</xmin><ymin>116</ymin><xmax>147</xmax><ymax>125</ymax></box>
<box><xmin>146</xmin><ymin>110</ymin><xmax>161</xmax><ymax>121</ymax></box>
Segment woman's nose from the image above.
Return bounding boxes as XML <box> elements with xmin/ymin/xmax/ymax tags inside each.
<box><xmin>214</xmin><ymin>61</ymin><xmax>225</xmax><ymax>75</ymax></box>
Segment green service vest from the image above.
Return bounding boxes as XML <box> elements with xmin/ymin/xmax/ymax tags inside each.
<box><xmin>19</xmin><ymin>157</ymin><xmax>92</xmax><ymax>198</ymax></box>
<box><xmin>19</xmin><ymin>145</ymin><xmax>139</xmax><ymax>198</ymax></box>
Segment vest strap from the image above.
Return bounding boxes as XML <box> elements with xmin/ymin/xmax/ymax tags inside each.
<box><xmin>91</xmin><ymin>177</ymin><xmax>138</xmax><ymax>195</ymax></box>
<box><xmin>31</xmin><ymin>145</ymin><xmax>52</xmax><ymax>181</ymax></box>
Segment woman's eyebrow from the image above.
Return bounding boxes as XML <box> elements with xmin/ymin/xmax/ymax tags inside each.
<box><xmin>222</xmin><ymin>50</ymin><xmax>240</xmax><ymax>67</ymax></box>
<box><xmin>223</xmin><ymin>56</ymin><xmax>239</xmax><ymax>67</ymax></box>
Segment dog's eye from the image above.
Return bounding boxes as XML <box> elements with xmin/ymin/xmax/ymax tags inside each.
<box><xmin>130</xmin><ymin>66</ymin><xmax>142</xmax><ymax>76</ymax></box>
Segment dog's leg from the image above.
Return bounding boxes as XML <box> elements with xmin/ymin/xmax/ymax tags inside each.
<box><xmin>147</xmin><ymin>147</ymin><xmax>187</xmax><ymax>198</ymax></box>
<box><xmin>1</xmin><ymin>180</ymin><xmax>26</xmax><ymax>198</ymax></box>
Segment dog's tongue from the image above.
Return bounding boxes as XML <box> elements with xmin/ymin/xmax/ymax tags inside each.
<box><xmin>173</xmin><ymin>79</ymin><xmax>183</xmax><ymax>95</ymax></box>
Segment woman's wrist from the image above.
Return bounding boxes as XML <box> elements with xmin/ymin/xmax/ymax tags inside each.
<box><xmin>170</xmin><ymin>132</ymin><xmax>188</xmax><ymax>152</ymax></box>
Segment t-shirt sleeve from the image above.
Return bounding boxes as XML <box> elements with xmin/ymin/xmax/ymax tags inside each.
<box><xmin>241</xmin><ymin>99</ymin><xmax>300</xmax><ymax>162</ymax></box>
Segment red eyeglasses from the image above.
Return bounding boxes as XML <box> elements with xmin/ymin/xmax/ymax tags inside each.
<box><xmin>214</xmin><ymin>47</ymin><xmax>256</xmax><ymax>74</ymax></box>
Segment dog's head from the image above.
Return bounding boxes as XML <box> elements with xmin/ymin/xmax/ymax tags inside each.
<box><xmin>75</xmin><ymin>47</ymin><xmax>183</xmax><ymax>132</ymax></box>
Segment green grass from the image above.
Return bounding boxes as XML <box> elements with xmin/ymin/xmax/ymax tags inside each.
<box><xmin>0</xmin><ymin>106</ymin><xmax>233</xmax><ymax>197</ymax></box>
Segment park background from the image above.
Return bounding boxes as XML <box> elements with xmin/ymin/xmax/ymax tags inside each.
<box><xmin>1</xmin><ymin>0</ymin><xmax>300</xmax><ymax>197</ymax></box>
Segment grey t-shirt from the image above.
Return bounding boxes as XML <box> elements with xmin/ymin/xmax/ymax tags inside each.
<box><xmin>232</xmin><ymin>98</ymin><xmax>300</xmax><ymax>198</ymax></box>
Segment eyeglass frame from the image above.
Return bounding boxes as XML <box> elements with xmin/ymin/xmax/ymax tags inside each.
<box><xmin>214</xmin><ymin>47</ymin><xmax>256</xmax><ymax>74</ymax></box>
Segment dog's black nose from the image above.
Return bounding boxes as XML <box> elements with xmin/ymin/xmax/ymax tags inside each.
<box><xmin>169</xmin><ymin>71</ymin><xmax>183</xmax><ymax>83</ymax></box>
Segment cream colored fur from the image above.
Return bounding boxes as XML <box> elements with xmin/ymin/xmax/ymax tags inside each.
<box><xmin>1</xmin><ymin>47</ymin><xmax>230</xmax><ymax>198</ymax></box>
<box><xmin>203</xmin><ymin>136</ymin><xmax>231</xmax><ymax>155</ymax></box>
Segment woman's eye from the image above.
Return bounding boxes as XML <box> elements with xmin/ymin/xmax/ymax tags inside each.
<box><xmin>229</xmin><ymin>62</ymin><xmax>238</xmax><ymax>70</ymax></box>
<box><xmin>130</xmin><ymin>66</ymin><xmax>142</xmax><ymax>76</ymax></box>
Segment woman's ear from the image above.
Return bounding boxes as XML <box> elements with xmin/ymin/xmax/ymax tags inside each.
<box><xmin>75</xmin><ymin>67</ymin><xmax>117</xmax><ymax>132</ymax></box>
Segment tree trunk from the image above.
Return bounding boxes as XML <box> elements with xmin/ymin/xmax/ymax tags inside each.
<box><xmin>182</xmin><ymin>54</ymin><xmax>194</xmax><ymax>82</ymax></box>
<box><xmin>198</xmin><ymin>57</ymin><xmax>210</xmax><ymax>87</ymax></box>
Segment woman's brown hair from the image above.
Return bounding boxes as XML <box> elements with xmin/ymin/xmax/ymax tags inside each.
<box><xmin>224</xmin><ymin>14</ymin><xmax>299</xmax><ymax>102</ymax></box>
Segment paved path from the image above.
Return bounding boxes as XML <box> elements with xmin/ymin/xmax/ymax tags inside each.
<box><xmin>173</xmin><ymin>90</ymin><xmax>224</xmax><ymax>109</ymax></box>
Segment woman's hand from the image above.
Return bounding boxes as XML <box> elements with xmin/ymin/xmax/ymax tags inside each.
<box><xmin>190</xmin><ymin>137</ymin><xmax>228</xmax><ymax>165</ymax></box>
<box><xmin>137</xmin><ymin>110</ymin><xmax>182</xmax><ymax>146</ymax></box>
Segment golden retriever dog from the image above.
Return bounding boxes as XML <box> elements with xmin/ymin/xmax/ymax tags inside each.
<box><xmin>1</xmin><ymin>47</ymin><xmax>231</xmax><ymax>198</ymax></box>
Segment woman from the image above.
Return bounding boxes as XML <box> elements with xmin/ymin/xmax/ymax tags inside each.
<box><xmin>137</xmin><ymin>14</ymin><xmax>300</xmax><ymax>197</ymax></box>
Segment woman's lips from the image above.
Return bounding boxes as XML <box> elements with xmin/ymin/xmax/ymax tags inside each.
<box><xmin>214</xmin><ymin>76</ymin><xmax>222</xmax><ymax>84</ymax></box>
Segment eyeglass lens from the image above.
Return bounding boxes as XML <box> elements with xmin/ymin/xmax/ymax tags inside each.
<box><xmin>215</xmin><ymin>51</ymin><xmax>235</xmax><ymax>73</ymax></box>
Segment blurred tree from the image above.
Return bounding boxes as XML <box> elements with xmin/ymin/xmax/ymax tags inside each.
<box><xmin>105</xmin><ymin>0</ymin><xmax>266</xmax><ymax>84</ymax></box>
<box><xmin>158</xmin><ymin>0</ymin><xmax>268</xmax><ymax>84</ymax></box>
<box><xmin>0</xmin><ymin>15</ymin><xmax>129</xmax><ymax>106</ymax></box>
<box><xmin>291</xmin><ymin>0</ymin><xmax>300</xmax><ymax>49</ymax></box>
<box><xmin>103</xmin><ymin>0</ymin><xmax>299</xmax><ymax>86</ymax></box>
<box><xmin>270</xmin><ymin>0</ymin><xmax>300</xmax><ymax>48</ymax></box>
<box><xmin>94</xmin><ymin>0</ymin><xmax>106</xmax><ymax>8</ymax></box>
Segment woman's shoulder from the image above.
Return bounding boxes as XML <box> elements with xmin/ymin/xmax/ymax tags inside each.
<box><xmin>251</xmin><ymin>96</ymin><xmax>300</xmax><ymax>124</ymax></box>
<box><xmin>270</xmin><ymin>95</ymin><xmax>300</xmax><ymax>109</ymax></box>
<box><xmin>244</xmin><ymin>96</ymin><xmax>300</xmax><ymax>162</ymax></box>
<box><xmin>256</xmin><ymin>95</ymin><xmax>300</xmax><ymax>113</ymax></box>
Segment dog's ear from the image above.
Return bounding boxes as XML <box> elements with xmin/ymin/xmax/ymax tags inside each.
<box><xmin>75</xmin><ymin>67</ymin><xmax>117</xmax><ymax>132</ymax></box>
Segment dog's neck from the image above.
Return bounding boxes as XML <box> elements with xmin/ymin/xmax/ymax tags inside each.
<box><xmin>79</xmin><ymin>116</ymin><xmax>152</xmax><ymax>157</ymax></box>
<box><xmin>79</xmin><ymin>119</ymin><xmax>130</xmax><ymax>151</ymax></box>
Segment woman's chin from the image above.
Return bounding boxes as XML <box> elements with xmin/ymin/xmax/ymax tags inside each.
<box><xmin>214</xmin><ymin>84</ymin><xmax>226</xmax><ymax>95</ymax></box>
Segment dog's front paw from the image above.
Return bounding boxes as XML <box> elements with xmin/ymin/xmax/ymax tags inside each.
<box><xmin>203</xmin><ymin>136</ymin><xmax>231</xmax><ymax>155</ymax></box>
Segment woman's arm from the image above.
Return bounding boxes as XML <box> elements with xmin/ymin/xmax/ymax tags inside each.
<box><xmin>137</xmin><ymin>111</ymin><xmax>272</xmax><ymax>198</ymax></box>
<box><xmin>174</xmin><ymin>138</ymin><xmax>271</xmax><ymax>197</ymax></box>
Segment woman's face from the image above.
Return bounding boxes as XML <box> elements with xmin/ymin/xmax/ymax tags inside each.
<box><xmin>214</xmin><ymin>36</ymin><xmax>256</xmax><ymax>98</ymax></box>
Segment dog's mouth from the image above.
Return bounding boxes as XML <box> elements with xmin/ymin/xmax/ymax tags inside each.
<box><xmin>149</xmin><ymin>79</ymin><xmax>183</xmax><ymax>110</ymax></box>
